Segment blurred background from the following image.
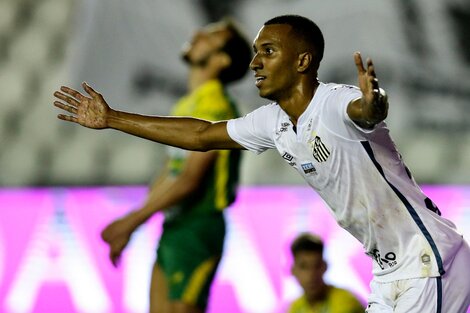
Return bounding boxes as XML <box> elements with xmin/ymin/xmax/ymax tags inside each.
<box><xmin>0</xmin><ymin>0</ymin><xmax>469</xmax><ymax>312</ymax></box>
<box><xmin>1</xmin><ymin>0</ymin><xmax>469</xmax><ymax>186</ymax></box>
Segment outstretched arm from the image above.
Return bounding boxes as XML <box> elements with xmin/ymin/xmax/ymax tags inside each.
<box><xmin>347</xmin><ymin>52</ymin><xmax>388</xmax><ymax>128</ymax></box>
<box><xmin>53</xmin><ymin>82</ymin><xmax>243</xmax><ymax>151</ymax></box>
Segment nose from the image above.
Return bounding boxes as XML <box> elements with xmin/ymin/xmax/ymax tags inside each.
<box><xmin>249</xmin><ymin>53</ymin><xmax>261</xmax><ymax>71</ymax></box>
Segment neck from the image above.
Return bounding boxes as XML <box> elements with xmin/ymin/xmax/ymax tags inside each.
<box><xmin>306</xmin><ymin>283</ymin><xmax>329</xmax><ymax>305</ymax></box>
<box><xmin>188</xmin><ymin>68</ymin><xmax>219</xmax><ymax>91</ymax></box>
<box><xmin>278</xmin><ymin>79</ymin><xmax>319</xmax><ymax>126</ymax></box>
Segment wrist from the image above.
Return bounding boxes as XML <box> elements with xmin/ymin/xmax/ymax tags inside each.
<box><xmin>106</xmin><ymin>108</ymin><xmax>120</xmax><ymax>129</ymax></box>
<box><xmin>125</xmin><ymin>209</ymin><xmax>149</xmax><ymax>229</ymax></box>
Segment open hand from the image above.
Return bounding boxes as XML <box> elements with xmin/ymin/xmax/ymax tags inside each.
<box><xmin>354</xmin><ymin>52</ymin><xmax>383</xmax><ymax>107</ymax></box>
<box><xmin>353</xmin><ymin>52</ymin><xmax>388</xmax><ymax>123</ymax></box>
<box><xmin>53</xmin><ymin>82</ymin><xmax>111</xmax><ymax>129</ymax></box>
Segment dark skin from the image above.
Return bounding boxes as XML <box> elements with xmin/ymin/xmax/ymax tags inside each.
<box><xmin>53</xmin><ymin>23</ymin><xmax>387</xmax><ymax>154</ymax></box>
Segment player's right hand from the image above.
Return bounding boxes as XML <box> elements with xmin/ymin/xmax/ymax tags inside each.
<box><xmin>101</xmin><ymin>216</ymin><xmax>135</xmax><ymax>267</ymax></box>
<box><xmin>53</xmin><ymin>82</ymin><xmax>111</xmax><ymax>129</ymax></box>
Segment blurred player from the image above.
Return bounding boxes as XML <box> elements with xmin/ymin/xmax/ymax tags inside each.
<box><xmin>54</xmin><ymin>14</ymin><xmax>470</xmax><ymax>313</ymax></box>
<box><xmin>289</xmin><ymin>233</ymin><xmax>364</xmax><ymax>313</ymax></box>
<box><xmin>98</xmin><ymin>18</ymin><xmax>251</xmax><ymax>313</ymax></box>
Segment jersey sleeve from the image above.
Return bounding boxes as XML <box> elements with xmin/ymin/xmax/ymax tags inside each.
<box><xmin>321</xmin><ymin>84</ymin><xmax>378</xmax><ymax>139</ymax></box>
<box><xmin>226</xmin><ymin>104</ymin><xmax>278</xmax><ymax>154</ymax></box>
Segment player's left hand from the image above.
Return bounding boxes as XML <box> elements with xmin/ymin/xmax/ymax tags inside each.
<box><xmin>354</xmin><ymin>52</ymin><xmax>382</xmax><ymax>105</ymax></box>
<box><xmin>353</xmin><ymin>52</ymin><xmax>388</xmax><ymax>123</ymax></box>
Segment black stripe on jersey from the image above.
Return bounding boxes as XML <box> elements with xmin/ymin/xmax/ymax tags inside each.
<box><xmin>436</xmin><ymin>277</ymin><xmax>442</xmax><ymax>313</ymax></box>
<box><xmin>360</xmin><ymin>141</ymin><xmax>445</xmax><ymax>276</ymax></box>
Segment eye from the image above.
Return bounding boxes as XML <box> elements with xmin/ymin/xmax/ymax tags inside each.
<box><xmin>265</xmin><ymin>47</ymin><xmax>274</xmax><ymax>55</ymax></box>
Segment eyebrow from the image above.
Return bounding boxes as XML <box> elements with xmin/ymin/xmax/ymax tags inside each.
<box><xmin>253</xmin><ymin>42</ymin><xmax>275</xmax><ymax>51</ymax></box>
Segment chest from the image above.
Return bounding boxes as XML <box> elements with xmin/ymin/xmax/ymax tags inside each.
<box><xmin>274</xmin><ymin>116</ymin><xmax>335</xmax><ymax>190</ymax></box>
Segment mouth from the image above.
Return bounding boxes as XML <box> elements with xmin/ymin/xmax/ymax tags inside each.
<box><xmin>254</xmin><ymin>74</ymin><xmax>266</xmax><ymax>87</ymax></box>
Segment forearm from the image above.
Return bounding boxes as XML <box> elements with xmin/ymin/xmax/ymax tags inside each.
<box><xmin>363</xmin><ymin>88</ymin><xmax>388</xmax><ymax>125</ymax></box>
<box><xmin>129</xmin><ymin>175</ymin><xmax>198</xmax><ymax>226</ymax></box>
<box><xmin>349</xmin><ymin>89</ymin><xmax>388</xmax><ymax>128</ymax></box>
<box><xmin>107</xmin><ymin>110</ymin><xmax>215</xmax><ymax>151</ymax></box>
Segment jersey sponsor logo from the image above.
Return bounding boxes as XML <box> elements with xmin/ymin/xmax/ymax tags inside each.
<box><xmin>282</xmin><ymin>152</ymin><xmax>296</xmax><ymax>167</ymax></box>
<box><xmin>301</xmin><ymin>162</ymin><xmax>317</xmax><ymax>175</ymax></box>
<box><xmin>311</xmin><ymin>136</ymin><xmax>330</xmax><ymax>162</ymax></box>
<box><xmin>282</xmin><ymin>152</ymin><xmax>293</xmax><ymax>162</ymax></box>
<box><xmin>279</xmin><ymin>122</ymin><xmax>290</xmax><ymax>133</ymax></box>
<box><xmin>370</xmin><ymin>249</ymin><xmax>397</xmax><ymax>269</ymax></box>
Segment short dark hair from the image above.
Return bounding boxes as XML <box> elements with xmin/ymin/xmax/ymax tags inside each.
<box><xmin>219</xmin><ymin>18</ymin><xmax>252</xmax><ymax>84</ymax></box>
<box><xmin>264</xmin><ymin>14</ymin><xmax>325</xmax><ymax>70</ymax></box>
<box><xmin>290</xmin><ymin>232</ymin><xmax>324</xmax><ymax>257</ymax></box>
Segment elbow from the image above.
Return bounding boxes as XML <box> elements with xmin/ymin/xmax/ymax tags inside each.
<box><xmin>191</xmin><ymin>122</ymin><xmax>215</xmax><ymax>152</ymax></box>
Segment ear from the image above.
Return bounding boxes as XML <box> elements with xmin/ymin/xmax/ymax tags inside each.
<box><xmin>291</xmin><ymin>264</ymin><xmax>297</xmax><ymax>276</ymax></box>
<box><xmin>321</xmin><ymin>260</ymin><xmax>327</xmax><ymax>274</ymax></box>
<box><xmin>215</xmin><ymin>51</ymin><xmax>232</xmax><ymax>70</ymax></box>
<box><xmin>297</xmin><ymin>52</ymin><xmax>313</xmax><ymax>73</ymax></box>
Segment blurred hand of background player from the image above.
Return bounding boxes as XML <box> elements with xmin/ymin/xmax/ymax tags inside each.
<box><xmin>53</xmin><ymin>82</ymin><xmax>112</xmax><ymax>129</ymax></box>
<box><xmin>101</xmin><ymin>213</ymin><xmax>140</xmax><ymax>267</ymax></box>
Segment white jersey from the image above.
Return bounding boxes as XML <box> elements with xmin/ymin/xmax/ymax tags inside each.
<box><xmin>227</xmin><ymin>82</ymin><xmax>464</xmax><ymax>282</ymax></box>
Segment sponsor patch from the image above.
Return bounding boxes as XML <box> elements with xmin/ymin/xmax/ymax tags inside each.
<box><xmin>282</xmin><ymin>152</ymin><xmax>293</xmax><ymax>162</ymax></box>
<box><xmin>279</xmin><ymin>122</ymin><xmax>290</xmax><ymax>133</ymax></box>
<box><xmin>301</xmin><ymin>162</ymin><xmax>316</xmax><ymax>174</ymax></box>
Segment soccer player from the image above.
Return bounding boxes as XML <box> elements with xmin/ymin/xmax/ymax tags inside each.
<box><xmin>54</xmin><ymin>14</ymin><xmax>470</xmax><ymax>312</ymax></box>
<box><xmin>289</xmin><ymin>233</ymin><xmax>364</xmax><ymax>313</ymax></box>
<box><xmin>97</xmin><ymin>19</ymin><xmax>251</xmax><ymax>313</ymax></box>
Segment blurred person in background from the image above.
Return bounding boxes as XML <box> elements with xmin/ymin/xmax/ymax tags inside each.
<box><xmin>54</xmin><ymin>14</ymin><xmax>470</xmax><ymax>313</ymax></box>
<box><xmin>98</xmin><ymin>18</ymin><xmax>251</xmax><ymax>313</ymax></box>
<box><xmin>289</xmin><ymin>232</ymin><xmax>364</xmax><ymax>313</ymax></box>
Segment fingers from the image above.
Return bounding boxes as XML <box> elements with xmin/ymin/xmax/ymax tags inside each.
<box><xmin>366</xmin><ymin>58</ymin><xmax>380</xmax><ymax>90</ymax></box>
<box><xmin>355</xmin><ymin>52</ymin><xmax>380</xmax><ymax>91</ymax></box>
<box><xmin>367</xmin><ymin>58</ymin><xmax>376</xmax><ymax>78</ymax></box>
<box><xmin>110</xmin><ymin>249</ymin><xmax>121</xmax><ymax>267</ymax></box>
<box><xmin>53</xmin><ymin>86</ymin><xmax>83</xmax><ymax>121</ymax></box>
<box><xmin>59</xmin><ymin>86</ymin><xmax>86</xmax><ymax>101</ymax></box>
<box><xmin>354</xmin><ymin>52</ymin><xmax>377</xmax><ymax>77</ymax></box>
<box><xmin>54</xmin><ymin>90</ymin><xmax>80</xmax><ymax>108</ymax></box>
<box><xmin>57</xmin><ymin>114</ymin><xmax>78</xmax><ymax>123</ymax></box>
<box><xmin>82</xmin><ymin>81</ymin><xmax>100</xmax><ymax>98</ymax></box>
<box><xmin>354</xmin><ymin>52</ymin><xmax>366</xmax><ymax>74</ymax></box>
<box><xmin>54</xmin><ymin>100</ymin><xmax>78</xmax><ymax>114</ymax></box>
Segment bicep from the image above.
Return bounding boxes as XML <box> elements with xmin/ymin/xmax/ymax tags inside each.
<box><xmin>201</xmin><ymin>121</ymin><xmax>245</xmax><ymax>150</ymax></box>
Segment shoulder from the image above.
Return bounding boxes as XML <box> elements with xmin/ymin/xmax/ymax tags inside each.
<box><xmin>313</xmin><ymin>82</ymin><xmax>361</xmax><ymax>113</ymax></box>
<box><xmin>321</xmin><ymin>82</ymin><xmax>361</xmax><ymax>99</ymax></box>
<box><xmin>329</xmin><ymin>286</ymin><xmax>364</xmax><ymax>309</ymax></box>
<box><xmin>196</xmin><ymin>82</ymin><xmax>237</xmax><ymax>120</ymax></box>
<box><xmin>248</xmin><ymin>102</ymin><xmax>283</xmax><ymax>118</ymax></box>
<box><xmin>323</xmin><ymin>82</ymin><xmax>360</xmax><ymax>92</ymax></box>
<box><xmin>288</xmin><ymin>296</ymin><xmax>308</xmax><ymax>313</ymax></box>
